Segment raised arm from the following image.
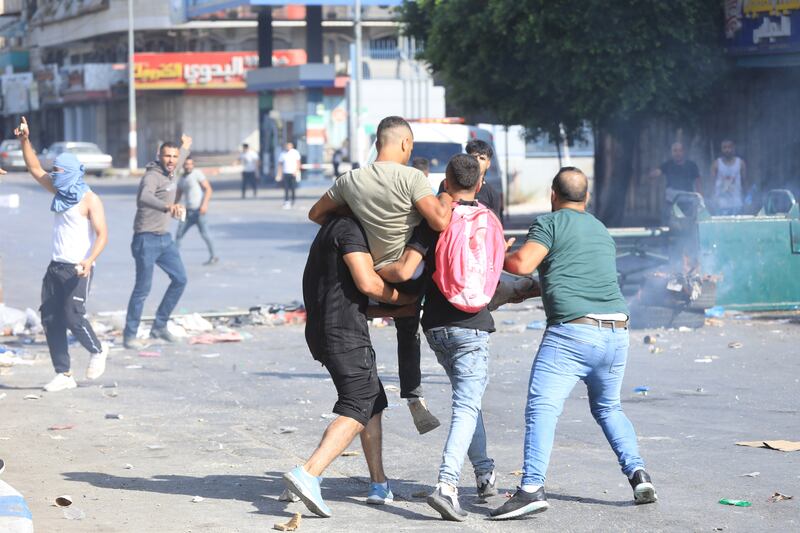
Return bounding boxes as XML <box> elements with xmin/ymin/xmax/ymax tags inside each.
<box><xmin>15</xmin><ymin>117</ymin><xmax>55</xmax><ymax>194</ymax></box>
<box><xmin>309</xmin><ymin>192</ymin><xmax>353</xmax><ymax>225</ymax></box>
<box><xmin>76</xmin><ymin>192</ymin><xmax>108</xmax><ymax>277</ymax></box>
<box><xmin>414</xmin><ymin>192</ymin><xmax>453</xmax><ymax>232</ymax></box>
<box><xmin>343</xmin><ymin>251</ymin><xmax>416</xmax><ymax>305</ymax></box>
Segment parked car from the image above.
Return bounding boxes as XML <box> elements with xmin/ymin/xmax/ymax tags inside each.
<box><xmin>38</xmin><ymin>142</ymin><xmax>112</xmax><ymax>175</ymax></box>
<box><xmin>0</xmin><ymin>139</ymin><xmax>25</xmax><ymax>171</ymax></box>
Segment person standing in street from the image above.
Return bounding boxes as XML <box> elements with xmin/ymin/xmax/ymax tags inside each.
<box><xmin>238</xmin><ymin>143</ymin><xmax>259</xmax><ymax>199</ymax></box>
<box><xmin>175</xmin><ymin>155</ymin><xmax>218</xmax><ymax>266</ymax></box>
<box><xmin>490</xmin><ymin>167</ymin><xmax>657</xmax><ymax>520</ymax></box>
<box><xmin>283</xmin><ymin>215</ymin><xmax>416</xmax><ymax>518</ymax></box>
<box><xmin>123</xmin><ymin>135</ymin><xmax>192</xmax><ymax>350</ymax></box>
<box><xmin>15</xmin><ymin>117</ymin><xmax>109</xmax><ymax>391</ymax></box>
<box><xmin>649</xmin><ymin>142</ymin><xmax>701</xmax><ymax>223</ymax></box>
<box><xmin>277</xmin><ymin>142</ymin><xmax>302</xmax><ymax>209</ymax></box>
<box><xmin>332</xmin><ymin>146</ymin><xmax>344</xmax><ymax>178</ymax></box>
<box><xmin>711</xmin><ymin>139</ymin><xmax>747</xmax><ymax>215</ymax></box>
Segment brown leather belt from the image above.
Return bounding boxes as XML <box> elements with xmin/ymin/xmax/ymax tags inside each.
<box><xmin>567</xmin><ymin>316</ymin><xmax>628</xmax><ymax>329</ymax></box>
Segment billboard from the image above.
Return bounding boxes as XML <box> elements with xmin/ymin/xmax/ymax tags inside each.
<box><xmin>134</xmin><ymin>50</ymin><xmax>307</xmax><ymax>90</ymax></box>
<box><xmin>185</xmin><ymin>1</ymin><xmax>403</xmax><ymax>18</ymax></box>
<box><xmin>725</xmin><ymin>0</ymin><xmax>800</xmax><ymax>55</ymax></box>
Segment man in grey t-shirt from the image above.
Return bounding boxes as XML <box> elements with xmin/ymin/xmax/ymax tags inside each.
<box><xmin>123</xmin><ymin>135</ymin><xmax>192</xmax><ymax>350</ymax></box>
<box><xmin>175</xmin><ymin>155</ymin><xmax>217</xmax><ymax>266</ymax></box>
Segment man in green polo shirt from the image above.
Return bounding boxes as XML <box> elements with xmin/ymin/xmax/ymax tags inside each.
<box><xmin>489</xmin><ymin>167</ymin><xmax>657</xmax><ymax>521</ymax></box>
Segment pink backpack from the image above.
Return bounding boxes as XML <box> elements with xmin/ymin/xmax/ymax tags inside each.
<box><xmin>433</xmin><ymin>202</ymin><xmax>505</xmax><ymax>312</ymax></box>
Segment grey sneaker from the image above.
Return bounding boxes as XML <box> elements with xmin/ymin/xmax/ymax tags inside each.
<box><xmin>427</xmin><ymin>483</ymin><xmax>467</xmax><ymax>522</ymax></box>
<box><xmin>629</xmin><ymin>469</ymin><xmax>658</xmax><ymax>504</ymax></box>
<box><xmin>408</xmin><ymin>399</ymin><xmax>441</xmax><ymax>435</ymax></box>
<box><xmin>150</xmin><ymin>327</ymin><xmax>178</xmax><ymax>343</ymax></box>
<box><xmin>487</xmin><ymin>276</ymin><xmax>540</xmax><ymax>311</ymax></box>
<box><xmin>489</xmin><ymin>486</ymin><xmax>549</xmax><ymax>520</ymax></box>
<box><xmin>123</xmin><ymin>337</ymin><xmax>148</xmax><ymax>350</ymax></box>
<box><xmin>476</xmin><ymin>470</ymin><xmax>498</xmax><ymax>498</ymax></box>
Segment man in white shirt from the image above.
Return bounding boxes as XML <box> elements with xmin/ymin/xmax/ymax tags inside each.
<box><xmin>278</xmin><ymin>142</ymin><xmax>302</xmax><ymax>209</ymax></box>
<box><xmin>238</xmin><ymin>143</ymin><xmax>259</xmax><ymax>199</ymax></box>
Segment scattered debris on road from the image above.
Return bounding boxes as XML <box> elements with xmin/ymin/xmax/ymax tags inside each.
<box><xmin>768</xmin><ymin>492</ymin><xmax>793</xmax><ymax>503</ymax></box>
<box><xmin>54</xmin><ymin>495</ymin><xmax>72</xmax><ymax>507</ymax></box>
<box><xmin>736</xmin><ymin>440</ymin><xmax>800</xmax><ymax>452</ymax></box>
<box><xmin>273</xmin><ymin>512</ymin><xmax>302</xmax><ymax>531</ymax></box>
<box><xmin>718</xmin><ymin>498</ymin><xmax>751</xmax><ymax>507</ymax></box>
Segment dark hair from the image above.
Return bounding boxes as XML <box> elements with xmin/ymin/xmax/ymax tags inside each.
<box><xmin>185</xmin><ymin>153</ymin><xmax>193</xmax><ymax>162</ymax></box>
<box><xmin>242</xmin><ymin>143</ymin><xmax>249</xmax><ymax>149</ymax></box>
<box><xmin>411</xmin><ymin>157</ymin><xmax>429</xmax><ymax>173</ymax></box>
<box><xmin>552</xmin><ymin>166</ymin><xmax>588</xmax><ymax>202</ymax></box>
<box><xmin>159</xmin><ymin>141</ymin><xmax>179</xmax><ymax>154</ymax></box>
<box><xmin>466</xmin><ymin>139</ymin><xmax>493</xmax><ymax>159</ymax></box>
<box><xmin>376</xmin><ymin>116</ymin><xmax>412</xmax><ymax>150</ymax></box>
<box><xmin>445</xmin><ymin>154</ymin><xmax>481</xmax><ymax>191</ymax></box>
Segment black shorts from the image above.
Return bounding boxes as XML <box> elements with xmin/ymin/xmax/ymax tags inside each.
<box><xmin>323</xmin><ymin>346</ymin><xmax>388</xmax><ymax>426</ymax></box>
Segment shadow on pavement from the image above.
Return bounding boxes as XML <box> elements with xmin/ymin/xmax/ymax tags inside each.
<box><xmin>548</xmin><ymin>491</ymin><xmax>632</xmax><ymax>507</ymax></box>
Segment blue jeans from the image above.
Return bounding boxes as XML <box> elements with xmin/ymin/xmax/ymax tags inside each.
<box><xmin>522</xmin><ymin>323</ymin><xmax>644</xmax><ymax>486</ymax></box>
<box><xmin>176</xmin><ymin>209</ymin><xmax>216</xmax><ymax>258</ymax></box>
<box><xmin>424</xmin><ymin>327</ymin><xmax>494</xmax><ymax>486</ymax></box>
<box><xmin>124</xmin><ymin>233</ymin><xmax>187</xmax><ymax>339</ymax></box>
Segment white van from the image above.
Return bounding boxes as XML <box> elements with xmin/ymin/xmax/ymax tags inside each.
<box><xmin>367</xmin><ymin>119</ymin><xmax>505</xmax><ymax>214</ymax></box>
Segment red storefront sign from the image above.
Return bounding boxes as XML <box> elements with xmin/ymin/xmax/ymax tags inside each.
<box><xmin>134</xmin><ymin>50</ymin><xmax>307</xmax><ymax>90</ymax></box>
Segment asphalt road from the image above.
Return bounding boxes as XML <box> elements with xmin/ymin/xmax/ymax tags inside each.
<box><xmin>1</xmin><ymin>171</ymin><xmax>798</xmax><ymax>532</ymax></box>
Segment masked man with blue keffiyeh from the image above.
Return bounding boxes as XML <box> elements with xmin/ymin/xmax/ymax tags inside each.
<box><xmin>16</xmin><ymin>117</ymin><xmax>110</xmax><ymax>392</ymax></box>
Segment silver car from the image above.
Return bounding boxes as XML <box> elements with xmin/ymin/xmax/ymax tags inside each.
<box><xmin>0</xmin><ymin>139</ymin><xmax>25</xmax><ymax>171</ymax></box>
<box><xmin>39</xmin><ymin>142</ymin><xmax>113</xmax><ymax>176</ymax></box>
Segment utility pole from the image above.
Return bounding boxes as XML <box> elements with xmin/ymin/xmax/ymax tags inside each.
<box><xmin>353</xmin><ymin>0</ymin><xmax>362</xmax><ymax>166</ymax></box>
<box><xmin>127</xmin><ymin>0</ymin><xmax>138</xmax><ymax>171</ymax></box>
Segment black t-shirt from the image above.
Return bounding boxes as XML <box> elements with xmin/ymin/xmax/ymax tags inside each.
<box><xmin>660</xmin><ymin>160</ymin><xmax>699</xmax><ymax>192</ymax></box>
<box><xmin>437</xmin><ymin>180</ymin><xmax>503</xmax><ymax>221</ymax></box>
<box><xmin>303</xmin><ymin>217</ymin><xmax>372</xmax><ymax>361</ymax></box>
<box><xmin>408</xmin><ymin>203</ymin><xmax>495</xmax><ymax>332</ymax></box>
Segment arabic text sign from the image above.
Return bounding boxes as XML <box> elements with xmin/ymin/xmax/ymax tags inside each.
<box><xmin>726</xmin><ymin>2</ymin><xmax>800</xmax><ymax>55</ymax></box>
<box><xmin>134</xmin><ymin>50</ymin><xmax>306</xmax><ymax>89</ymax></box>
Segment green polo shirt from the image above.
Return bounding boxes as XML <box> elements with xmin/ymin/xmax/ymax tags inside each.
<box><xmin>527</xmin><ymin>208</ymin><xmax>628</xmax><ymax>325</ymax></box>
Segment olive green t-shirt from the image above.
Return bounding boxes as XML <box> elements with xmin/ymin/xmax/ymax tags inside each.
<box><xmin>326</xmin><ymin>161</ymin><xmax>433</xmax><ymax>269</ymax></box>
<box><xmin>527</xmin><ymin>208</ymin><xmax>628</xmax><ymax>325</ymax></box>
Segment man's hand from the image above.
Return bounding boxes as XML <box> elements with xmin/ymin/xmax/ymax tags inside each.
<box><xmin>14</xmin><ymin>116</ymin><xmax>30</xmax><ymax>141</ymax></box>
<box><xmin>505</xmin><ymin>237</ymin><xmax>516</xmax><ymax>251</ymax></box>
<box><xmin>181</xmin><ymin>134</ymin><xmax>192</xmax><ymax>150</ymax></box>
<box><xmin>0</xmin><ymin>168</ymin><xmax>6</xmax><ymax>175</ymax></box>
<box><xmin>199</xmin><ymin>204</ymin><xmax>208</xmax><ymax>215</ymax></box>
<box><xmin>75</xmin><ymin>260</ymin><xmax>92</xmax><ymax>278</ymax></box>
<box><xmin>167</xmin><ymin>204</ymin><xmax>185</xmax><ymax>219</ymax></box>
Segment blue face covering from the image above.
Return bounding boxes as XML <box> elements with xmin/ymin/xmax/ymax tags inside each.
<box><xmin>50</xmin><ymin>152</ymin><xmax>90</xmax><ymax>213</ymax></box>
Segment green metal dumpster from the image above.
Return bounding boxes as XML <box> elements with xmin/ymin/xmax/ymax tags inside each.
<box><xmin>698</xmin><ymin>190</ymin><xmax>800</xmax><ymax>311</ymax></box>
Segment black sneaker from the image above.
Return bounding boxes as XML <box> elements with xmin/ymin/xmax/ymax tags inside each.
<box><xmin>489</xmin><ymin>487</ymin><xmax>549</xmax><ymax>520</ymax></box>
<box><xmin>476</xmin><ymin>470</ymin><xmax>498</xmax><ymax>499</ymax></box>
<box><xmin>0</xmin><ymin>458</ymin><xmax>5</xmax><ymax>475</ymax></box>
<box><xmin>150</xmin><ymin>327</ymin><xmax>177</xmax><ymax>343</ymax></box>
<box><xmin>427</xmin><ymin>484</ymin><xmax>468</xmax><ymax>522</ymax></box>
<box><xmin>629</xmin><ymin>469</ymin><xmax>658</xmax><ymax>504</ymax></box>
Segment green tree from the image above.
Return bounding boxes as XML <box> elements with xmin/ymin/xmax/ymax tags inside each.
<box><xmin>401</xmin><ymin>0</ymin><xmax>725</xmax><ymax>224</ymax></box>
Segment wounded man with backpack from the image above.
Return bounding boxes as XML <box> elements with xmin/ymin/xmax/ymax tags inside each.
<box><xmin>379</xmin><ymin>154</ymin><xmax>523</xmax><ymax>521</ymax></box>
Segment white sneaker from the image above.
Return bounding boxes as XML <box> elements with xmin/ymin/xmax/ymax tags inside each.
<box><xmin>282</xmin><ymin>202</ymin><xmax>292</xmax><ymax>210</ymax></box>
<box><xmin>86</xmin><ymin>342</ymin><xmax>109</xmax><ymax>380</ymax></box>
<box><xmin>44</xmin><ymin>373</ymin><xmax>77</xmax><ymax>392</ymax></box>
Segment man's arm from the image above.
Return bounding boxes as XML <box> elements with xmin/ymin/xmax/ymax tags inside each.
<box><xmin>504</xmin><ymin>241</ymin><xmax>549</xmax><ymax>276</ymax></box>
<box><xmin>414</xmin><ymin>192</ymin><xmax>453</xmax><ymax>232</ymax></box>
<box><xmin>15</xmin><ymin>117</ymin><xmax>55</xmax><ymax>194</ymax></box>
<box><xmin>309</xmin><ymin>192</ymin><xmax>348</xmax><ymax>225</ymax></box>
<box><xmin>176</xmin><ymin>134</ymin><xmax>192</xmax><ymax>171</ymax></box>
<box><xmin>377</xmin><ymin>247</ymin><xmax>425</xmax><ymax>283</ymax></box>
<box><xmin>343</xmin><ymin>252</ymin><xmax>416</xmax><ymax>305</ymax></box>
<box><xmin>77</xmin><ymin>192</ymin><xmax>108</xmax><ymax>277</ymax></box>
<box><xmin>199</xmin><ymin>176</ymin><xmax>213</xmax><ymax>214</ymax></box>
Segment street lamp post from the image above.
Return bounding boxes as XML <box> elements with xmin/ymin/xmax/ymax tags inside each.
<box><xmin>127</xmin><ymin>0</ymin><xmax>138</xmax><ymax>171</ymax></box>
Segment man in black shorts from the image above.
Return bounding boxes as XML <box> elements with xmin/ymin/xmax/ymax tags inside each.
<box><xmin>283</xmin><ymin>216</ymin><xmax>415</xmax><ymax>518</ymax></box>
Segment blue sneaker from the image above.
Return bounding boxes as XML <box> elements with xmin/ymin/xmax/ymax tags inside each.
<box><xmin>283</xmin><ymin>466</ymin><xmax>332</xmax><ymax>518</ymax></box>
<box><xmin>366</xmin><ymin>481</ymin><xmax>394</xmax><ymax>505</ymax></box>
